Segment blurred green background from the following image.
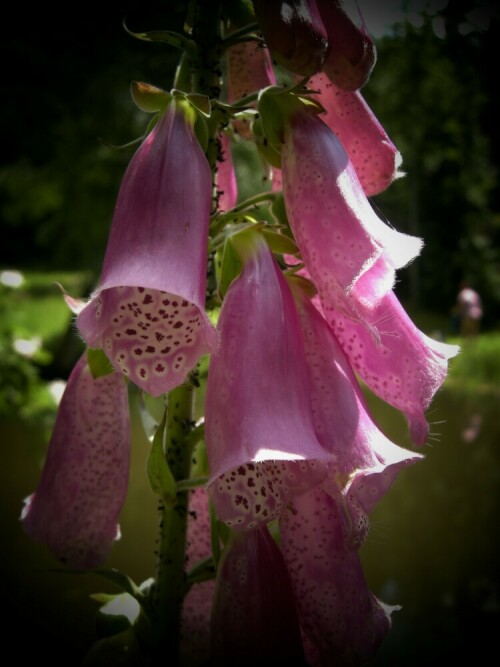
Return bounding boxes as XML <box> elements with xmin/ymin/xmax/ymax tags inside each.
<box><xmin>1</xmin><ymin>1</ymin><xmax>499</xmax><ymax>664</ymax></box>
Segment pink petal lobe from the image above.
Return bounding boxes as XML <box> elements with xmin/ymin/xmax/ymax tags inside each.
<box><xmin>76</xmin><ymin>105</ymin><xmax>217</xmax><ymax>395</ymax></box>
<box><xmin>21</xmin><ymin>354</ymin><xmax>130</xmax><ymax>569</ymax></box>
<box><xmin>77</xmin><ymin>286</ymin><xmax>216</xmax><ymax>397</ymax></box>
<box><xmin>326</xmin><ymin>290</ymin><xmax>459</xmax><ymax>445</ymax></box>
<box><xmin>210</xmin><ymin>526</ymin><xmax>306</xmax><ymax>664</ymax></box>
<box><xmin>206</xmin><ymin>238</ymin><xmax>329</xmax><ymax>530</ymax></box>
<box><xmin>280</xmin><ymin>485</ymin><xmax>396</xmax><ymax>667</ymax></box>
<box><xmin>308</xmin><ymin>72</ymin><xmax>403</xmax><ymax>196</ymax></box>
<box><xmin>293</xmin><ymin>286</ymin><xmax>422</xmax><ymax>485</ymax></box>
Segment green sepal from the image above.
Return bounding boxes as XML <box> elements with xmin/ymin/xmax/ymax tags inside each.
<box><xmin>286</xmin><ymin>273</ymin><xmax>318</xmax><ymax>299</ymax></box>
<box><xmin>253</xmin><ymin>117</ymin><xmax>282</xmax><ymax>168</ymax></box>
<box><xmin>185</xmin><ymin>93</ymin><xmax>211</xmax><ymax>117</ymax></box>
<box><xmin>210</xmin><ymin>503</ymin><xmax>231</xmax><ymax>568</ymax></box>
<box><xmin>262</xmin><ymin>228</ymin><xmax>299</xmax><ymax>256</ymax></box>
<box><xmin>86</xmin><ymin>348</ymin><xmax>114</xmax><ymax>379</ymax></box>
<box><xmin>217</xmin><ymin>238</ymin><xmax>241</xmax><ymax>299</ymax></box>
<box><xmin>257</xmin><ymin>85</ymin><xmax>326</xmax><ymax>150</ymax></box>
<box><xmin>147</xmin><ymin>409</ymin><xmax>176</xmax><ymax>506</ymax></box>
<box><xmin>228</xmin><ymin>224</ymin><xmax>267</xmax><ymax>263</ymax></box>
<box><xmin>270</xmin><ymin>193</ymin><xmax>296</xmax><ymax>241</ymax></box>
<box><xmin>130</xmin><ymin>81</ymin><xmax>172</xmax><ymax>113</ymax></box>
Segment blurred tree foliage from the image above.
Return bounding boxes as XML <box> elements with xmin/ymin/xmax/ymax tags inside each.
<box><xmin>365</xmin><ymin>1</ymin><xmax>500</xmax><ymax>327</ymax></box>
<box><xmin>1</xmin><ymin>1</ymin><xmax>498</xmax><ymax>325</ymax></box>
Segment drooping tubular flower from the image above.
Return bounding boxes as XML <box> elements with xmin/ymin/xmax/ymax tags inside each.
<box><xmin>205</xmin><ymin>233</ymin><xmax>330</xmax><ymax>531</ymax></box>
<box><xmin>275</xmin><ymin>284</ymin><xmax>421</xmax><ymax>664</ymax></box>
<box><xmin>76</xmin><ymin>102</ymin><xmax>217</xmax><ymax>396</ymax></box>
<box><xmin>210</xmin><ymin>525</ymin><xmax>306</xmax><ymax>664</ymax></box>
<box><xmin>252</xmin><ymin>0</ymin><xmax>329</xmax><ymax>77</ymax></box>
<box><xmin>281</xmin><ymin>109</ymin><xmax>458</xmax><ymax>444</ymax></box>
<box><xmin>21</xmin><ymin>353</ymin><xmax>130</xmax><ymax>569</ymax></box>
<box><xmin>282</xmin><ymin>109</ymin><xmax>422</xmax><ymax>320</ymax></box>
<box><xmin>280</xmin><ymin>483</ymin><xmax>396</xmax><ymax>667</ymax></box>
<box><xmin>316</xmin><ymin>0</ymin><xmax>377</xmax><ymax>91</ymax></box>
<box><xmin>307</xmin><ymin>71</ymin><xmax>403</xmax><ymax>196</ymax></box>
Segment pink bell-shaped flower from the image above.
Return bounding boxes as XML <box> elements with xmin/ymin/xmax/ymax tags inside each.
<box><xmin>280</xmin><ymin>482</ymin><xmax>397</xmax><ymax>667</ymax></box>
<box><xmin>205</xmin><ymin>234</ymin><xmax>330</xmax><ymax>531</ymax></box>
<box><xmin>210</xmin><ymin>525</ymin><xmax>306</xmax><ymax>664</ymax></box>
<box><xmin>21</xmin><ymin>353</ymin><xmax>130</xmax><ymax>569</ymax></box>
<box><xmin>282</xmin><ymin>109</ymin><xmax>421</xmax><ymax>321</ymax></box>
<box><xmin>76</xmin><ymin>103</ymin><xmax>217</xmax><ymax>396</ymax></box>
<box><xmin>252</xmin><ymin>0</ymin><xmax>328</xmax><ymax>77</ymax></box>
<box><xmin>317</xmin><ymin>0</ymin><xmax>377</xmax><ymax>91</ymax></box>
<box><xmin>308</xmin><ymin>72</ymin><xmax>403</xmax><ymax>196</ymax></box>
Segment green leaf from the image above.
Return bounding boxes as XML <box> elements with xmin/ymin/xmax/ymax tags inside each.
<box><xmin>86</xmin><ymin>348</ymin><xmax>114</xmax><ymax>379</ymax></box>
<box><xmin>130</xmin><ymin>81</ymin><xmax>172</xmax><ymax>113</ymax></box>
<box><xmin>49</xmin><ymin>566</ymin><xmax>147</xmax><ymax>609</ymax></box>
<box><xmin>147</xmin><ymin>409</ymin><xmax>176</xmax><ymax>505</ymax></box>
<box><xmin>94</xmin><ymin>592</ymin><xmax>141</xmax><ymax>639</ymax></box>
<box><xmin>123</xmin><ymin>23</ymin><xmax>195</xmax><ymax>53</ymax></box>
<box><xmin>90</xmin><ymin>568</ymin><xmax>145</xmax><ymax>602</ymax></box>
<box><xmin>186</xmin><ymin>556</ymin><xmax>216</xmax><ymax>587</ymax></box>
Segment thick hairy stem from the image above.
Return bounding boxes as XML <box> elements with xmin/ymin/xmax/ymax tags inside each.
<box><xmin>151</xmin><ymin>382</ymin><xmax>195</xmax><ymax>662</ymax></box>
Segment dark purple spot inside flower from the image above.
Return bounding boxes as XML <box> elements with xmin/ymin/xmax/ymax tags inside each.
<box><xmin>125</xmin><ymin>329</ymin><xmax>137</xmax><ymax>336</ymax></box>
<box><xmin>173</xmin><ymin>321</ymin><xmax>183</xmax><ymax>329</ymax></box>
<box><xmin>134</xmin><ymin>348</ymin><xmax>143</xmax><ymax>355</ymax></box>
<box><xmin>146</xmin><ymin>346</ymin><xmax>155</xmax><ymax>353</ymax></box>
<box><xmin>142</xmin><ymin>294</ymin><xmax>153</xmax><ymax>305</ymax></box>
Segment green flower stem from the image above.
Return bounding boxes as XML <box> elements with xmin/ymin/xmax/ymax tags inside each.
<box><xmin>150</xmin><ymin>382</ymin><xmax>195</xmax><ymax>662</ymax></box>
<box><xmin>148</xmin><ymin>4</ymin><xmax>224</xmax><ymax>662</ymax></box>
